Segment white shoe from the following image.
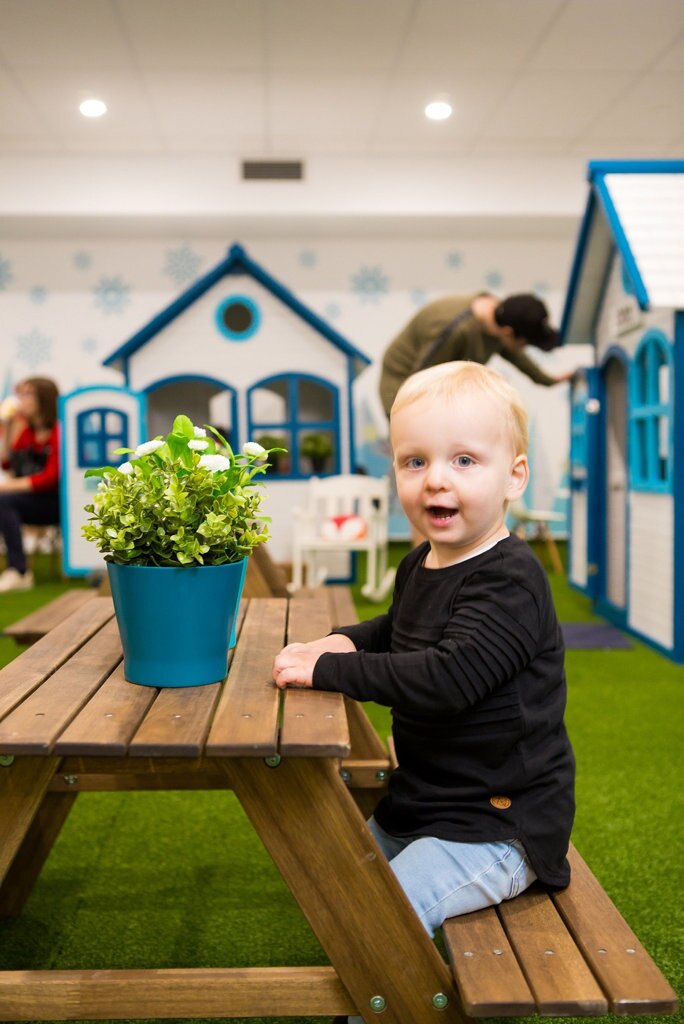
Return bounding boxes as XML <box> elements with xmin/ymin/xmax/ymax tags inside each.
<box><xmin>0</xmin><ymin>568</ymin><xmax>34</xmax><ymax>592</ymax></box>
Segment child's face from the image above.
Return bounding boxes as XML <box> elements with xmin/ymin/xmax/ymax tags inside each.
<box><xmin>391</xmin><ymin>390</ymin><xmax>528</xmax><ymax>567</ymax></box>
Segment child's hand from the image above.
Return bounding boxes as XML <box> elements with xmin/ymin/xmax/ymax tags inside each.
<box><xmin>272</xmin><ymin>634</ymin><xmax>356</xmax><ymax>689</ymax></box>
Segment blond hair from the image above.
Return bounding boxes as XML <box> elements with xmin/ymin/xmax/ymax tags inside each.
<box><xmin>390</xmin><ymin>361</ymin><xmax>529</xmax><ymax>455</ymax></box>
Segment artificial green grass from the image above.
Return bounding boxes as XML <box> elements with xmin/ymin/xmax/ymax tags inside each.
<box><xmin>0</xmin><ymin>547</ymin><xmax>681</xmax><ymax>1024</ymax></box>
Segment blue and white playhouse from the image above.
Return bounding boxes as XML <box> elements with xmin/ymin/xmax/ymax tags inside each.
<box><xmin>60</xmin><ymin>243</ymin><xmax>370</xmax><ymax>575</ymax></box>
<box><xmin>562</xmin><ymin>161</ymin><xmax>684</xmax><ymax>663</ymax></box>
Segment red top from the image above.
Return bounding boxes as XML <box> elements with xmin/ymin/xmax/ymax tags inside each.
<box><xmin>2</xmin><ymin>423</ymin><xmax>60</xmax><ymax>492</ymax></box>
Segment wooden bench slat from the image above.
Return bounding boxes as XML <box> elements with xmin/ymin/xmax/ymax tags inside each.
<box><xmin>3</xmin><ymin>590</ymin><xmax>96</xmax><ymax>644</ymax></box>
<box><xmin>205</xmin><ymin>599</ymin><xmax>284</xmax><ymax>756</ymax></box>
<box><xmin>0</xmin><ymin>598</ymin><xmax>115</xmax><ymax>721</ymax></box>
<box><xmin>498</xmin><ymin>886</ymin><xmax>608</xmax><ymax>1015</ymax></box>
<box><xmin>55</xmin><ymin>664</ymin><xmax>158</xmax><ymax>755</ymax></box>
<box><xmin>327</xmin><ymin>584</ymin><xmax>359</xmax><ymax>630</ymax></box>
<box><xmin>443</xmin><ymin>905</ymin><xmax>537</xmax><ymax>1016</ymax></box>
<box><xmin>553</xmin><ymin>846</ymin><xmax>679</xmax><ymax>1014</ymax></box>
<box><xmin>287</xmin><ymin>587</ymin><xmax>334</xmax><ymax>642</ymax></box>
<box><xmin>280</xmin><ymin>688</ymin><xmax>350</xmax><ymax>757</ymax></box>
<box><xmin>128</xmin><ymin>682</ymin><xmax>222</xmax><ymax>757</ymax></box>
<box><xmin>0</xmin><ymin>619</ymin><xmax>122</xmax><ymax>754</ymax></box>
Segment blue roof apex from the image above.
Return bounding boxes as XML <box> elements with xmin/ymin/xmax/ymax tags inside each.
<box><xmin>103</xmin><ymin>242</ymin><xmax>370</xmax><ymax>374</ymax></box>
<box><xmin>587</xmin><ymin>159</ymin><xmax>684</xmax><ymax>180</ymax></box>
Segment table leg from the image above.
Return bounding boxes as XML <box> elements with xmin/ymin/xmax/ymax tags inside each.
<box><xmin>0</xmin><ymin>756</ymin><xmax>59</xmax><ymax>886</ymax></box>
<box><xmin>0</xmin><ymin>790</ymin><xmax>77</xmax><ymax>917</ymax></box>
<box><xmin>223</xmin><ymin>755</ymin><xmax>464</xmax><ymax>1024</ymax></box>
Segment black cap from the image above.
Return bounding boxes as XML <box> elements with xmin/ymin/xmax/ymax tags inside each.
<box><xmin>494</xmin><ymin>294</ymin><xmax>560</xmax><ymax>351</ymax></box>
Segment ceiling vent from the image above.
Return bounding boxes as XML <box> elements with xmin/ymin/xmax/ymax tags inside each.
<box><xmin>241</xmin><ymin>160</ymin><xmax>304</xmax><ymax>181</ymax></box>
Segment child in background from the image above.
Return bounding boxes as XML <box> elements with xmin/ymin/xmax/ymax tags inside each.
<box><xmin>273</xmin><ymin>361</ymin><xmax>575</xmax><ymax>1024</ymax></box>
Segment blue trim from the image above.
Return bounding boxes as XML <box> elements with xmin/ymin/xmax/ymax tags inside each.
<box><xmin>560</xmin><ymin>191</ymin><xmax>597</xmax><ymax>342</ymax></box>
<box><xmin>588</xmin><ymin>160</ymin><xmax>684</xmax><ymax>178</ymax></box>
<box><xmin>592</xmin><ymin>601</ymin><xmax>683</xmax><ymax>664</ymax></box>
<box><xmin>76</xmin><ymin>407</ymin><xmax>129</xmax><ymax>468</ymax></box>
<box><xmin>103</xmin><ymin>243</ymin><xmax>370</xmax><ymax>375</ymax></box>
<box><xmin>591</xmin><ymin>174</ymin><xmax>649</xmax><ymax>310</ymax></box>
<box><xmin>596</xmin><ymin>346</ymin><xmax>630</xmax><ymax>619</ymax></box>
<box><xmin>58</xmin><ymin>386</ymin><xmax>146</xmax><ymax>577</ymax></box>
<box><xmin>247</xmin><ymin>372</ymin><xmax>341</xmax><ymax>480</ymax></box>
<box><xmin>143</xmin><ymin>373</ymin><xmax>239</xmax><ymax>448</ymax></box>
<box><xmin>214</xmin><ymin>294</ymin><xmax>261</xmax><ymax>341</ymax></box>
<box><xmin>673</xmin><ymin>311</ymin><xmax>684</xmax><ymax>661</ymax></box>
<box><xmin>628</xmin><ymin>330</ymin><xmax>673</xmax><ymax>493</ymax></box>
<box><xmin>346</xmin><ymin>354</ymin><xmax>357</xmax><ymax>472</ymax></box>
<box><xmin>584</xmin><ymin>367</ymin><xmax>602</xmax><ymax>601</ymax></box>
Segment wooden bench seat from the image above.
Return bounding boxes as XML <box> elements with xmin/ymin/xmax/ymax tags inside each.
<box><xmin>2</xmin><ymin>589</ymin><xmax>96</xmax><ymax>645</ymax></box>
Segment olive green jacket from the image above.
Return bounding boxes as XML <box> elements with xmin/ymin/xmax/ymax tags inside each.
<box><xmin>379</xmin><ymin>294</ymin><xmax>556</xmax><ymax>415</ymax></box>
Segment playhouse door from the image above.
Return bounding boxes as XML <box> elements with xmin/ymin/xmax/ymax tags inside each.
<box><xmin>602</xmin><ymin>356</ymin><xmax>628</xmax><ymax>614</ymax></box>
<box><xmin>569</xmin><ymin>370</ymin><xmax>601</xmax><ymax>597</ymax></box>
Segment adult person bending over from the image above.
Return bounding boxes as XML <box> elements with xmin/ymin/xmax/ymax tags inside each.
<box><xmin>0</xmin><ymin>377</ymin><xmax>60</xmax><ymax>592</ymax></box>
<box><xmin>379</xmin><ymin>292</ymin><xmax>571</xmax><ymax>417</ymax></box>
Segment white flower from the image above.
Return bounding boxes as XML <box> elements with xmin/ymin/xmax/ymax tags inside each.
<box><xmin>243</xmin><ymin>441</ymin><xmax>267</xmax><ymax>458</ymax></box>
<box><xmin>188</xmin><ymin>439</ymin><xmax>209</xmax><ymax>450</ymax></box>
<box><xmin>198</xmin><ymin>454</ymin><xmax>231</xmax><ymax>473</ymax></box>
<box><xmin>117</xmin><ymin>461</ymin><xmax>134</xmax><ymax>475</ymax></box>
<box><xmin>193</xmin><ymin>426</ymin><xmax>207</xmax><ymax>438</ymax></box>
<box><xmin>135</xmin><ymin>439</ymin><xmax>164</xmax><ymax>457</ymax></box>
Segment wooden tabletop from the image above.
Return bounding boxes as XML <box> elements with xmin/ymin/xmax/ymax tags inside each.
<box><xmin>0</xmin><ymin>589</ymin><xmax>353</xmax><ymax>761</ymax></box>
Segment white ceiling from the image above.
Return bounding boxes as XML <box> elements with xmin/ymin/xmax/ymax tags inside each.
<box><xmin>1</xmin><ymin>0</ymin><xmax>683</xmax><ymax>232</ymax></box>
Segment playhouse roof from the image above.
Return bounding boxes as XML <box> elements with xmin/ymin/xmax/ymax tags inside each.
<box><xmin>103</xmin><ymin>243</ymin><xmax>371</xmax><ymax>377</ymax></box>
<box><xmin>561</xmin><ymin>160</ymin><xmax>684</xmax><ymax>345</ymax></box>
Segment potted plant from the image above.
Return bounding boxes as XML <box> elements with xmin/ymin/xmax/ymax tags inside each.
<box><xmin>255</xmin><ymin>433</ymin><xmax>288</xmax><ymax>474</ymax></box>
<box><xmin>82</xmin><ymin>415</ymin><xmax>284</xmax><ymax>688</ymax></box>
<box><xmin>300</xmin><ymin>432</ymin><xmax>333</xmax><ymax>474</ymax></box>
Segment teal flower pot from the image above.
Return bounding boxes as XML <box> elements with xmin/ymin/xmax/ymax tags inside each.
<box><xmin>107</xmin><ymin>558</ymin><xmax>248</xmax><ymax>688</ymax></box>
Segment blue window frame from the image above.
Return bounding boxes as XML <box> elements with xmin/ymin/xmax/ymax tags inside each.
<box><xmin>629</xmin><ymin>331</ymin><xmax>672</xmax><ymax>492</ymax></box>
<box><xmin>77</xmin><ymin>407</ymin><xmax>129</xmax><ymax>467</ymax></box>
<box><xmin>570</xmin><ymin>377</ymin><xmax>589</xmax><ymax>484</ymax></box>
<box><xmin>248</xmin><ymin>373</ymin><xmax>340</xmax><ymax>479</ymax></box>
<box><xmin>215</xmin><ymin>295</ymin><xmax>261</xmax><ymax>341</ymax></box>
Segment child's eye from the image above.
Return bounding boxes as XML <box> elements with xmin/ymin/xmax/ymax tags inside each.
<box><xmin>406</xmin><ymin>457</ymin><xmax>425</xmax><ymax>469</ymax></box>
<box><xmin>455</xmin><ymin>455</ymin><xmax>473</xmax><ymax>467</ymax></box>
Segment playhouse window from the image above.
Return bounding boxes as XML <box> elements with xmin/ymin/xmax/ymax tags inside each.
<box><xmin>76</xmin><ymin>408</ymin><xmax>129</xmax><ymax>468</ymax></box>
<box><xmin>630</xmin><ymin>333</ymin><xmax>672</xmax><ymax>491</ymax></box>
<box><xmin>249</xmin><ymin>374</ymin><xmax>339</xmax><ymax>478</ymax></box>
<box><xmin>215</xmin><ymin>295</ymin><xmax>261</xmax><ymax>341</ymax></box>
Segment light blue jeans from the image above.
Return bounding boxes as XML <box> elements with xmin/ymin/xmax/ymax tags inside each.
<box><xmin>346</xmin><ymin>816</ymin><xmax>537</xmax><ymax>1024</ymax></box>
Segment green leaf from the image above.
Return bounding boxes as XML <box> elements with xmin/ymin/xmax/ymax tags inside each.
<box><xmin>172</xmin><ymin>414</ymin><xmax>195</xmax><ymax>438</ymax></box>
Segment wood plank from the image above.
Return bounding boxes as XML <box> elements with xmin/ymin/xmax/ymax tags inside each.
<box><xmin>3</xmin><ymin>590</ymin><xmax>96</xmax><ymax>644</ymax></box>
<box><xmin>327</xmin><ymin>584</ymin><xmax>359</xmax><ymax>629</ymax></box>
<box><xmin>251</xmin><ymin>544</ymin><xmax>289</xmax><ymax>597</ymax></box>
<box><xmin>0</xmin><ymin>965</ymin><xmax>355</xmax><ymax>1020</ymax></box>
<box><xmin>128</xmin><ymin>682</ymin><xmax>221</xmax><ymax>757</ymax></box>
<box><xmin>0</xmin><ymin>791</ymin><xmax>77</xmax><ymax>917</ymax></box>
<box><xmin>0</xmin><ymin>598</ymin><xmax>115</xmax><ymax>720</ymax></box>
<box><xmin>0</xmin><ymin>756</ymin><xmax>59</xmax><ymax>883</ymax></box>
<box><xmin>553</xmin><ymin>845</ymin><xmax>679</xmax><ymax>1014</ymax></box>
<box><xmin>280</xmin><ymin>688</ymin><xmax>350</xmax><ymax>757</ymax></box>
<box><xmin>224</xmin><ymin>755</ymin><xmax>464</xmax><ymax>1024</ymax></box>
<box><xmin>345</xmin><ymin>697</ymin><xmax>388</xmax><ymax>759</ymax></box>
<box><xmin>0</xmin><ymin>619</ymin><xmax>122</xmax><ymax>754</ymax></box>
<box><xmin>56</xmin><ymin>664</ymin><xmax>158</xmax><ymax>756</ymax></box>
<box><xmin>288</xmin><ymin>587</ymin><xmax>333</xmax><ymax>641</ymax></box>
<box><xmin>498</xmin><ymin>885</ymin><xmax>608</xmax><ymax>1015</ymax></box>
<box><xmin>204</xmin><ymin>599</ymin><xmax>285</xmax><ymax>756</ymax></box>
<box><xmin>443</xmin><ymin>905</ymin><xmax>536</xmax><ymax>1016</ymax></box>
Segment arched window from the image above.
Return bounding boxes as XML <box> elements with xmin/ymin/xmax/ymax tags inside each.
<box><xmin>248</xmin><ymin>374</ymin><xmax>340</xmax><ymax>479</ymax></box>
<box><xmin>77</xmin><ymin>408</ymin><xmax>129</xmax><ymax>468</ymax></box>
<box><xmin>629</xmin><ymin>331</ymin><xmax>672</xmax><ymax>492</ymax></box>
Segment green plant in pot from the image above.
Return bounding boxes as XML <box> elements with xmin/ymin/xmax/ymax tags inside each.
<box><xmin>255</xmin><ymin>433</ymin><xmax>288</xmax><ymax>473</ymax></box>
<box><xmin>82</xmin><ymin>415</ymin><xmax>285</xmax><ymax>688</ymax></box>
<box><xmin>300</xmin><ymin>432</ymin><xmax>333</xmax><ymax>474</ymax></box>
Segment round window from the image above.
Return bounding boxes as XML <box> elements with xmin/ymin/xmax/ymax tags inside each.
<box><xmin>215</xmin><ymin>296</ymin><xmax>261</xmax><ymax>341</ymax></box>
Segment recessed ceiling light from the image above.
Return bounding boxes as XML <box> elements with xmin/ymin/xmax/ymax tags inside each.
<box><xmin>79</xmin><ymin>98</ymin><xmax>107</xmax><ymax>118</ymax></box>
<box><xmin>425</xmin><ymin>100</ymin><xmax>452</xmax><ymax>121</ymax></box>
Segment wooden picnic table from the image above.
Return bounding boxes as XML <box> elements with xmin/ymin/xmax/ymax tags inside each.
<box><xmin>0</xmin><ymin>587</ymin><xmax>677</xmax><ymax>1022</ymax></box>
<box><xmin>0</xmin><ymin>587</ymin><xmax>462</xmax><ymax>1023</ymax></box>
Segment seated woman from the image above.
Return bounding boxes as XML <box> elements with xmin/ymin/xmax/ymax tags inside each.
<box><xmin>0</xmin><ymin>377</ymin><xmax>60</xmax><ymax>592</ymax></box>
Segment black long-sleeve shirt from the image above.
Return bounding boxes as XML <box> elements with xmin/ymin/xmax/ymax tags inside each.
<box><xmin>313</xmin><ymin>535</ymin><xmax>575</xmax><ymax>888</ymax></box>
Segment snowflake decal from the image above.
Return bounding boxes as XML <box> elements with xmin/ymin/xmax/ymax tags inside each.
<box><xmin>163</xmin><ymin>244</ymin><xmax>203</xmax><ymax>287</ymax></box>
<box><xmin>446</xmin><ymin>250</ymin><xmax>463</xmax><ymax>269</ymax></box>
<box><xmin>411</xmin><ymin>288</ymin><xmax>427</xmax><ymax>307</ymax></box>
<box><xmin>324</xmin><ymin>302</ymin><xmax>341</xmax><ymax>320</ymax></box>
<box><xmin>533</xmin><ymin>281</ymin><xmax>550</xmax><ymax>297</ymax></box>
<box><xmin>17</xmin><ymin>328</ymin><xmax>53</xmax><ymax>369</ymax></box>
<box><xmin>29</xmin><ymin>286</ymin><xmax>47</xmax><ymax>304</ymax></box>
<box><xmin>299</xmin><ymin>248</ymin><xmax>318</xmax><ymax>268</ymax></box>
<box><xmin>351</xmin><ymin>265</ymin><xmax>389</xmax><ymax>302</ymax></box>
<box><xmin>73</xmin><ymin>250</ymin><xmax>92</xmax><ymax>270</ymax></box>
<box><xmin>484</xmin><ymin>270</ymin><xmax>503</xmax><ymax>289</ymax></box>
<box><xmin>93</xmin><ymin>275</ymin><xmax>131</xmax><ymax>315</ymax></box>
<box><xmin>0</xmin><ymin>255</ymin><xmax>12</xmax><ymax>290</ymax></box>
<box><xmin>81</xmin><ymin>336</ymin><xmax>98</xmax><ymax>353</ymax></box>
